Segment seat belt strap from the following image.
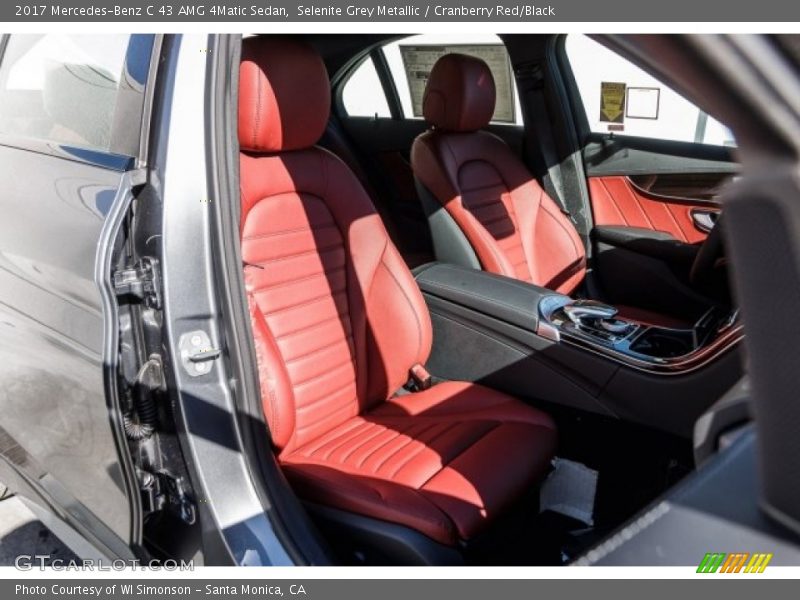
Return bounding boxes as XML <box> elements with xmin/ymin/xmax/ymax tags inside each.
<box><xmin>516</xmin><ymin>62</ymin><xmax>574</xmax><ymax>222</ymax></box>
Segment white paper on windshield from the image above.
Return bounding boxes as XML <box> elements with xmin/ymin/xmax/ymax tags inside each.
<box><xmin>399</xmin><ymin>44</ymin><xmax>515</xmax><ymax>123</ymax></box>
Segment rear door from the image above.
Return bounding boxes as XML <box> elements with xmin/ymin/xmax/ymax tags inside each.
<box><xmin>333</xmin><ymin>34</ymin><xmax>526</xmax><ymax>266</ymax></box>
<box><xmin>0</xmin><ymin>33</ymin><xmax>155</xmax><ymax>556</ymax></box>
<box><xmin>558</xmin><ymin>34</ymin><xmax>738</xmax><ymax>315</ymax></box>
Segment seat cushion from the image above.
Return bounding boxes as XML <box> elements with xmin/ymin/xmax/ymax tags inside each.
<box><xmin>281</xmin><ymin>381</ymin><xmax>556</xmax><ymax>545</ymax></box>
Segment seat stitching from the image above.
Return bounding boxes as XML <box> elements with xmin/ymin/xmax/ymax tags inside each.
<box><xmin>368</xmin><ymin>421</ymin><xmax>443</xmax><ymax>474</ymax></box>
<box><xmin>260</xmin><ymin>290</ymin><xmax>348</xmax><ymax>319</ymax></box>
<box><xmin>312</xmin><ymin>421</ymin><xmax>372</xmax><ymax>460</ymax></box>
<box><xmin>283</xmin><ymin>335</ymin><xmax>352</xmax><ymax>365</ymax></box>
<box><xmin>242</xmin><ymin>223</ymin><xmax>337</xmax><ymax>241</ymax></box>
<box><xmin>249</xmin><ymin>243</ymin><xmax>343</xmax><ymax>265</ymax></box>
<box><xmin>336</xmin><ymin>424</ymin><xmax>392</xmax><ymax>464</ymax></box>
<box><xmin>298</xmin><ymin>420</ymin><xmax>370</xmax><ymax>459</ymax></box>
<box><xmin>294</xmin><ymin>391</ymin><xmax>358</xmax><ymax>435</ymax></box>
<box><xmin>249</xmin><ymin>266</ymin><xmax>346</xmax><ymax>294</ymax></box>
<box><xmin>381</xmin><ymin>251</ymin><xmax>424</xmax><ymax>361</ymax></box>
<box><xmin>274</xmin><ymin>309</ymin><xmax>351</xmax><ymax>342</ymax></box>
<box><xmin>480</xmin><ymin>212</ymin><xmax>516</xmax><ymax>227</ymax></box>
<box><xmin>293</xmin><ymin>360</ymin><xmax>355</xmax><ymax>389</ymax></box>
<box><xmin>385</xmin><ymin>421</ymin><xmax>463</xmax><ymax>480</ymax></box>
<box><xmin>416</xmin><ymin>422</ymin><xmax>502</xmax><ymax>492</ymax></box>
<box><xmin>451</xmin><ymin>161</ymin><xmax>516</xmax><ymax>275</ymax></box>
<box><xmin>352</xmin><ymin>429</ymin><xmax>408</xmax><ymax>470</ymax></box>
<box><xmin>296</xmin><ymin>378</ymin><xmax>356</xmax><ymax>413</ymax></box>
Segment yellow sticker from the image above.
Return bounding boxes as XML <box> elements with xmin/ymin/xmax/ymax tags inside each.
<box><xmin>600</xmin><ymin>82</ymin><xmax>626</xmax><ymax>123</ymax></box>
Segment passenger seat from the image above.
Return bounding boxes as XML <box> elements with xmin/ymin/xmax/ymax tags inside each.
<box><xmin>238</xmin><ymin>37</ymin><xmax>557</xmax><ymax>560</ymax></box>
<box><xmin>411</xmin><ymin>53</ymin><xmax>684</xmax><ymax>327</ymax></box>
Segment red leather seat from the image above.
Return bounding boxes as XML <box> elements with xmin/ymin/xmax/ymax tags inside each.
<box><xmin>239</xmin><ymin>37</ymin><xmax>557</xmax><ymax>548</ymax></box>
<box><xmin>410</xmin><ymin>54</ymin><xmax>682</xmax><ymax>327</ymax></box>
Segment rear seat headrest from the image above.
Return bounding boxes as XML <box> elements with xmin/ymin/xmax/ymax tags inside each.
<box><xmin>422</xmin><ymin>53</ymin><xmax>496</xmax><ymax>133</ymax></box>
<box><xmin>239</xmin><ymin>37</ymin><xmax>330</xmax><ymax>153</ymax></box>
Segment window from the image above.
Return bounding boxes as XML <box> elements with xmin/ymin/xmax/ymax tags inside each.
<box><xmin>565</xmin><ymin>34</ymin><xmax>736</xmax><ymax>147</ymax></box>
<box><xmin>0</xmin><ymin>34</ymin><xmax>131</xmax><ymax>152</ymax></box>
<box><xmin>342</xmin><ymin>34</ymin><xmax>523</xmax><ymax>125</ymax></box>
<box><xmin>341</xmin><ymin>56</ymin><xmax>391</xmax><ymax>118</ymax></box>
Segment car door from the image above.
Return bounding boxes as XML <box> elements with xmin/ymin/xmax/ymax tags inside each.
<box><xmin>558</xmin><ymin>35</ymin><xmax>739</xmax><ymax>317</ymax></box>
<box><xmin>333</xmin><ymin>34</ymin><xmax>526</xmax><ymax>266</ymax></box>
<box><xmin>0</xmin><ymin>33</ymin><xmax>155</xmax><ymax>557</ymax></box>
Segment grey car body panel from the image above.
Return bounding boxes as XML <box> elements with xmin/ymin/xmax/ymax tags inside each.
<box><xmin>0</xmin><ymin>33</ymin><xmax>157</xmax><ymax>557</ymax></box>
<box><xmin>0</xmin><ymin>144</ymin><xmax>133</xmax><ymax>546</ymax></box>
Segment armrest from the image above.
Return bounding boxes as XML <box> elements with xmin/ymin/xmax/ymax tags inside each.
<box><xmin>593</xmin><ymin>225</ymin><xmax>700</xmax><ymax>265</ymax></box>
<box><xmin>414</xmin><ymin>263</ymin><xmax>567</xmax><ymax>331</ymax></box>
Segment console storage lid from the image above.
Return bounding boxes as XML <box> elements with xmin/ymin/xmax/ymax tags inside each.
<box><xmin>414</xmin><ymin>263</ymin><xmax>567</xmax><ymax>331</ymax></box>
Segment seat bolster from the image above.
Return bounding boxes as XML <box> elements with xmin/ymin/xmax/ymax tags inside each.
<box><xmin>281</xmin><ymin>463</ymin><xmax>458</xmax><ymax>545</ymax></box>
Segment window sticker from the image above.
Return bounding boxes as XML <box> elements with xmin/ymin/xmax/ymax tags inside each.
<box><xmin>399</xmin><ymin>44</ymin><xmax>515</xmax><ymax>123</ymax></box>
<box><xmin>599</xmin><ymin>81</ymin><xmax>626</xmax><ymax>124</ymax></box>
<box><xmin>626</xmin><ymin>87</ymin><xmax>661</xmax><ymax>120</ymax></box>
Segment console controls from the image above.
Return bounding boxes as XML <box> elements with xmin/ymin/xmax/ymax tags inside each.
<box><xmin>563</xmin><ymin>299</ymin><xmax>619</xmax><ymax>325</ymax></box>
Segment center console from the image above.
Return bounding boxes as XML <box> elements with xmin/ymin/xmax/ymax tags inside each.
<box><xmin>537</xmin><ymin>297</ymin><xmax>742</xmax><ymax>373</ymax></box>
<box><xmin>415</xmin><ymin>262</ymin><xmax>744</xmax><ymax>438</ymax></box>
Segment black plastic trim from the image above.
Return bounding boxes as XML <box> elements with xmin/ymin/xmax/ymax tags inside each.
<box><xmin>592</xmin><ymin>225</ymin><xmax>700</xmax><ymax>265</ymax></box>
<box><xmin>415</xmin><ymin>263</ymin><xmax>563</xmax><ymax>331</ymax></box>
<box><xmin>304</xmin><ymin>503</ymin><xmax>463</xmax><ymax>566</ymax></box>
<box><xmin>371</xmin><ymin>46</ymin><xmax>403</xmax><ymax>120</ymax></box>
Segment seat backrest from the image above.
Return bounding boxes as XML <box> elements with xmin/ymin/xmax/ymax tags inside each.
<box><xmin>239</xmin><ymin>37</ymin><xmax>433</xmax><ymax>456</ymax></box>
<box><xmin>410</xmin><ymin>53</ymin><xmax>586</xmax><ymax>295</ymax></box>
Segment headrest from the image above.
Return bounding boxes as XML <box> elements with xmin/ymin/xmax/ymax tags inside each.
<box><xmin>422</xmin><ymin>53</ymin><xmax>496</xmax><ymax>132</ymax></box>
<box><xmin>239</xmin><ymin>37</ymin><xmax>330</xmax><ymax>153</ymax></box>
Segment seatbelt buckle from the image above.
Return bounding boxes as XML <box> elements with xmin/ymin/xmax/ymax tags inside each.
<box><xmin>409</xmin><ymin>363</ymin><xmax>432</xmax><ymax>391</ymax></box>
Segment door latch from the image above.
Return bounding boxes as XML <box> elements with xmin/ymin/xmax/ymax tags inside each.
<box><xmin>179</xmin><ymin>330</ymin><xmax>220</xmax><ymax>377</ymax></box>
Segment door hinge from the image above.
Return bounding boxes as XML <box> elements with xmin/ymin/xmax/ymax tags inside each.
<box><xmin>139</xmin><ymin>469</ymin><xmax>197</xmax><ymax>525</ymax></box>
<box><xmin>113</xmin><ymin>257</ymin><xmax>162</xmax><ymax>309</ymax></box>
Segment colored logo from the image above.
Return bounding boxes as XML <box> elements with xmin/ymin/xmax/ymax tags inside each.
<box><xmin>697</xmin><ymin>553</ymin><xmax>773</xmax><ymax>573</ymax></box>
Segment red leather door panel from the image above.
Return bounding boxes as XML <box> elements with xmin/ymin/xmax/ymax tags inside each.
<box><xmin>589</xmin><ymin>176</ymin><xmax>716</xmax><ymax>244</ymax></box>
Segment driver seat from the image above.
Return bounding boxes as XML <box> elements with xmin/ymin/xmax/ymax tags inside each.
<box><xmin>411</xmin><ymin>53</ymin><xmax>684</xmax><ymax>327</ymax></box>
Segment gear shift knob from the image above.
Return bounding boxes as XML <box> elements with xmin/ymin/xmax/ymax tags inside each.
<box><xmin>562</xmin><ymin>299</ymin><xmax>618</xmax><ymax>325</ymax></box>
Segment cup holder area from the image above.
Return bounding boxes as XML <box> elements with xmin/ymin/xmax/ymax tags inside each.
<box><xmin>629</xmin><ymin>329</ymin><xmax>696</xmax><ymax>358</ymax></box>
